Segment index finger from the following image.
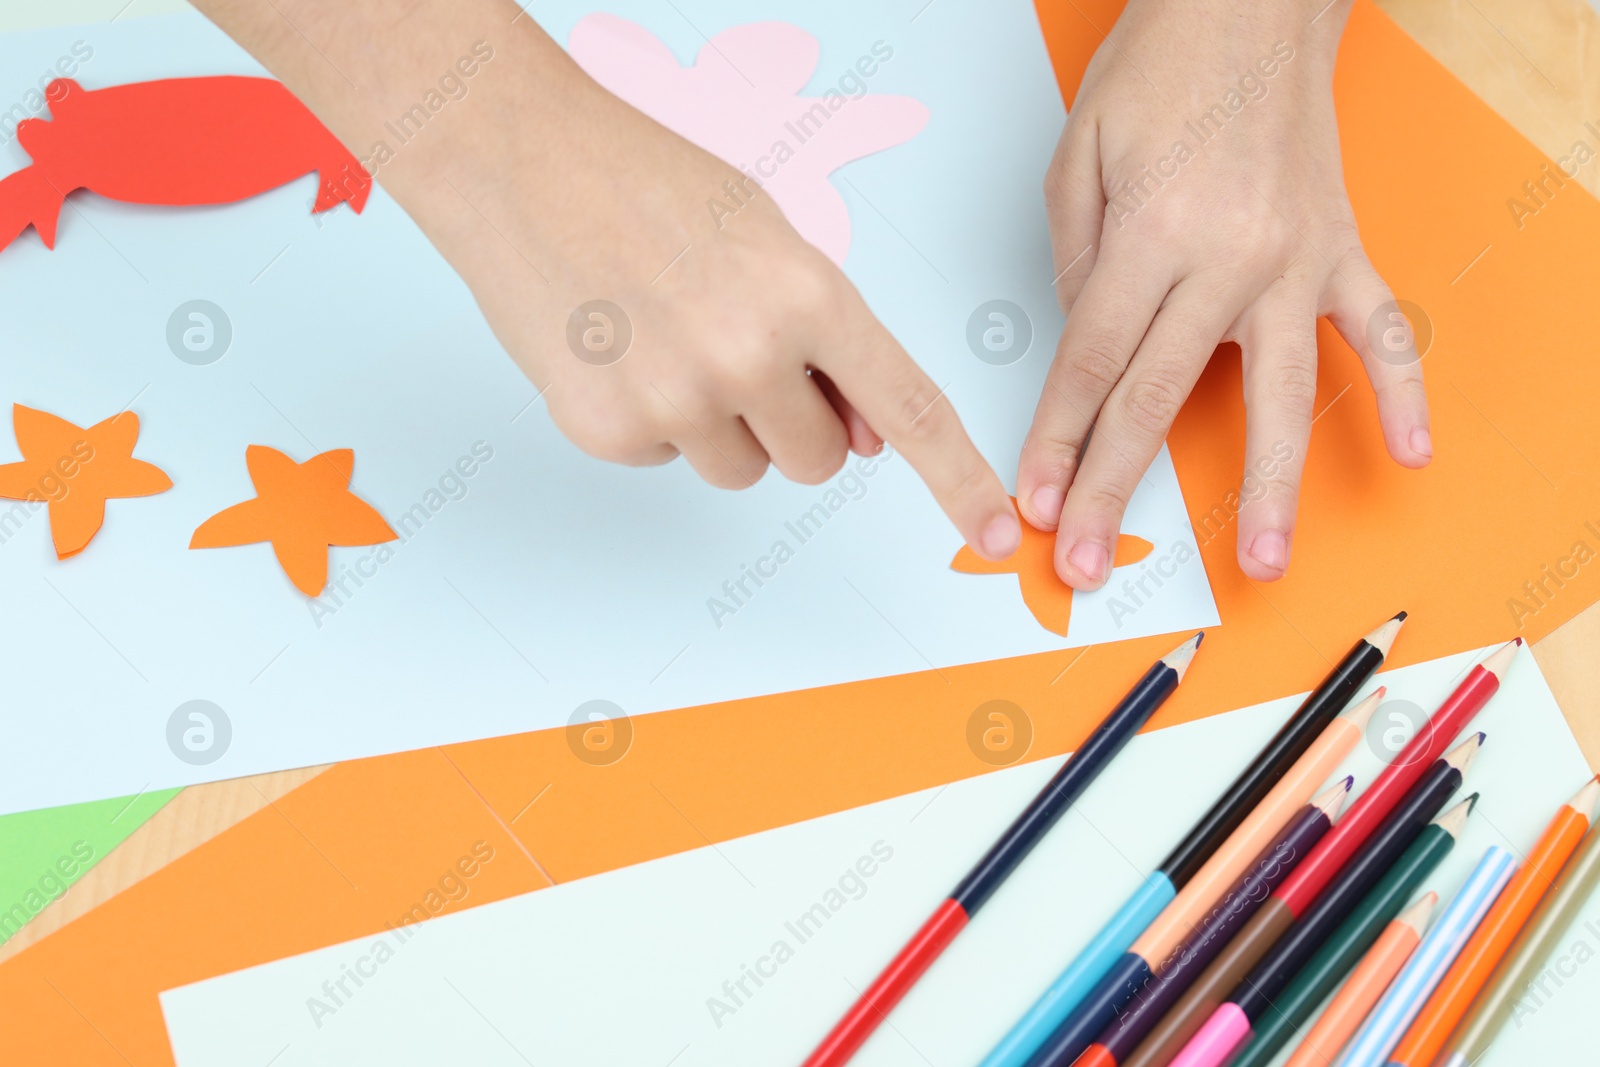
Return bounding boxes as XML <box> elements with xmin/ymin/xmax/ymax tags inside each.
<box><xmin>815</xmin><ymin>296</ymin><xmax>1020</xmax><ymax>560</ymax></box>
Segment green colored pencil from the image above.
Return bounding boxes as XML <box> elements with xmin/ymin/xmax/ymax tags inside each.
<box><xmin>1227</xmin><ymin>795</ymin><xmax>1473</xmax><ymax>1067</ymax></box>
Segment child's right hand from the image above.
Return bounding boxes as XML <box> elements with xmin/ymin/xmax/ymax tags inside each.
<box><xmin>194</xmin><ymin>0</ymin><xmax>1023</xmax><ymax>562</ymax></box>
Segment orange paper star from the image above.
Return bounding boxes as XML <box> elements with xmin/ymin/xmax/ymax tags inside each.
<box><xmin>190</xmin><ymin>445</ymin><xmax>397</xmax><ymax>596</ymax></box>
<box><xmin>0</xmin><ymin>403</ymin><xmax>172</xmax><ymax>559</ymax></box>
<box><xmin>951</xmin><ymin>498</ymin><xmax>1153</xmax><ymax>636</ymax></box>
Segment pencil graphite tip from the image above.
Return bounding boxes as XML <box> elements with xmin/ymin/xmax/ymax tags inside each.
<box><xmin>1342</xmin><ymin>688</ymin><xmax>1385</xmax><ymax>730</ymax></box>
<box><xmin>1479</xmin><ymin>638</ymin><xmax>1522</xmax><ymax>680</ymax></box>
<box><xmin>1569</xmin><ymin>777</ymin><xmax>1600</xmax><ymax>819</ymax></box>
<box><xmin>1396</xmin><ymin>891</ymin><xmax>1437</xmax><ymax>934</ymax></box>
<box><xmin>1366</xmin><ymin>613</ymin><xmax>1408</xmax><ymax>658</ymax></box>
<box><xmin>1163</xmin><ymin>632</ymin><xmax>1204</xmax><ymax>681</ymax></box>
<box><xmin>1434</xmin><ymin>794</ymin><xmax>1477</xmax><ymax>836</ymax></box>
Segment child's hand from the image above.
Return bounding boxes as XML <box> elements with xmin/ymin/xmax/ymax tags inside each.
<box><xmin>1018</xmin><ymin>0</ymin><xmax>1430</xmax><ymax>589</ymax></box>
<box><xmin>193</xmin><ymin>0</ymin><xmax>1023</xmax><ymax>561</ymax></box>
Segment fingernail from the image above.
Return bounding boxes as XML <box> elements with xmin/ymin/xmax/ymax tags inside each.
<box><xmin>980</xmin><ymin>513</ymin><xmax>1021</xmax><ymax>559</ymax></box>
<box><xmin>1409</xmin><ymin>426</ymin><xmax>1433</xmax><ymax>459</ymax></box>
<box><xmin>1030</xmin><ymin>485</ymin><xmax>1064</xmax><ymax>525</ymax></box>
<box><xmin>1249</xmin><ymin>529</ymin><xmax>1289</xmax><ymax>572</ymax></box>
<box><xmin>1067</xmin><ymin>540</ymin><xmax>1108</xmax><ymax>585</ymax></box>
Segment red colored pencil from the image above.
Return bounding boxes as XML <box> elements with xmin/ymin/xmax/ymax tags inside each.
<box><xmin>799</xmin><ymin>635</ymin><xmax>1203</xmax><ymax>1067</ymax></box>
<box><xmin>1272</xmin><ymin>640</ymin><xmax>1519</xmax><ymax>916</ymax></box>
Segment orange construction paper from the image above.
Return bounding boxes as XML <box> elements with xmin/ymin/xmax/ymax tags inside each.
<box><xmin>0</xmin><ymin>403</ymin><xmax>171</xmax><ymax>559</ymax></box>
<box><xmin>951</xmin><ymin>498</ymin><xmax>1154</xmax><ymax>634</ymax></box>
<box><xmin>190</xmin><ymin>445</ymin><xmax>397</xmax><ymax>596</ymax></box>
<box><xmin>8</xmin><ymin>5</ymin><xmax>1600</xmax><ymax>1063</ymax></box>
<box><xmin>0</xmin><ymin>76</ymin><xmax>370</xmax><ymax>252</ymax></box>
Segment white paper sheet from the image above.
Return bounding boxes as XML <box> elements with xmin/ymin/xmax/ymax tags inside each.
<box><xmin>0</xmin><ymin>3</ymin><xmax>1217</xmax><ymax>815</ymax></box>
<box><xmin>159</xmin><ymin>648</ymin><xmax>1594</xmax><ymax>1067</ymax></box>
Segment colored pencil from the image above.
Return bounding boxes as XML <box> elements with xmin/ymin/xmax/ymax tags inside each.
<box><xmin>1387</xmin><ymin>778</ymin><xmax>1600</xmax><ymax>1067</ymax></box>
<box><xmin>1432</xmin><ymin>805</ymin><xmax>1600</xmax><ymax>1067</ymax></box>
<box><xmin>1022</xmin><ymin>690</ymin><xmax>1384</xmax><ymax>1067</ymax></box>
<box><xmin>1069</xmin><ymin>781</ymin><xmax>1353</xmax><ymax>1067</ymax></box>
<box><xmin>1269</xmin><ymin>642</ymin><xmax>1517</xmax><ymax>922</ymax></box>
<box><xmin>1334</xmin><ymin>845</ymin><xmax>1517</xmax><ymax>1067</ymax></box>
<box><xmin>1120</xmin><ymin>733</ymin><xmax>1484</xmax><ymax>1067</ymax></box>
<box><xmin>979</xmin><ymin>615</ymin><xmax>1404</xmax><ymax>1067</ymax></box>
<box><xmin>799</xmin><ymin>634</ymin><xmax>1203</xmax><ymax>1067</ymax></box>
<box><xmin>1282</xmin><ymin>894</ymin><xmax>1437</xmax><ymax>1067</ymax></box>
<box><xmin>1231</xmin><ymin>796</ymin><xmax>1475</xmax><ymax>1067</ymax></box>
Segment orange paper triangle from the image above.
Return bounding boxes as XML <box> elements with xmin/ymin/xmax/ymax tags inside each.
<box><xmin>190</xmin><ymin>445</ymin><xmax>397</xmax><ymax>596</ymax></box>
<box><xmin>951</xmin><ymin>498</ymin><xmax>1153</xmax><ymax>635</ymax></box>
<box><xmin>0</xmin><ymin>403</ymin><xmax>171</xmax><ymax>558</ymax></box>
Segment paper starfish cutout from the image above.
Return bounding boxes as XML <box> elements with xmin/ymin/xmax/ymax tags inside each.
<box><xmin>568</xmin><ymin>15</ymin><xmax>929</xmax><ymax>265</ymax></box>
<box><xmin>951</xmin><ymin>500</ymin><xmax>1154</xmax><ymax>636</ymax></box>
<box><xmin>0</xmin><ymin>404</ymin><xmax>172</xmax><ymax>559</ymax></box>
<box><xmin>191</xmin><ymin>445</ymin><xmax>396</xmax><ymax>596</ymax></box>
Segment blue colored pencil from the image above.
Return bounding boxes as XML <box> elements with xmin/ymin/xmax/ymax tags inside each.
<box><xmin>1336</xmin><ymin>845</ymin><xmax>1517</xmax><ymax>1067</ymax></box>
<box><xmin>978</xmin><ymin>615</ymin><xmax>1404</xmax><ymax>1067</ymax></box>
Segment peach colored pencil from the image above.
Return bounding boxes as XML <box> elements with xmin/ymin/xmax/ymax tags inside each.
<box><xmin>1281</xmin><ymin>894</ymin><xmax>1436</xmax><ymax>1067</ymax></box>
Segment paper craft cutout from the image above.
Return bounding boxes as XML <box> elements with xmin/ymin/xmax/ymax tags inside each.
<box><xmin>568</xmin><ymin>15</ymin><xmax>928</xmax><ymax>264</ymax></box>
<box><xmin>0</xmin><ymin>76</ymin><xmax>369</xmax><ymax>252</ymax></box>
<box><xmin>951</xmin><ymin>499</ymin><xmax>1153</xmax><ymax>636</ymax></box>
<box><xmin>190</xmin><ymin>445</ymin><xmax>396</xmax><ymax>597</ymax></box>
<box><xmin>0</xmin><ymin>404</ymin><xmax>172</xmax><ymax>559</ymax></box>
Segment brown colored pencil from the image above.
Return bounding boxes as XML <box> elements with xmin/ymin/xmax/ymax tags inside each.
<box><xmin>1118</xmin><ymin>737</ymin><xmax>1479</xmax><ymax>1067</ymax></box>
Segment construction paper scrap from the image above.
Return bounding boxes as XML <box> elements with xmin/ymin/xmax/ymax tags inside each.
<box><xmin>952</xmin><ymin>498</ymin><xmax>1155</xmax><ymax>635</ymax></box>
<box><xmin>0</xmin><ymin>75</ymin><xmax>369</xmax><ymax>252</ymax></box>
<box><xmin>0</xmin><ymin>7</ymin><xmax>1214</xmax><ymax>815</ymax></box>
<box><xmin>154</xmin><ymin>650</ymin><xmax>1591</xmax><ymax>1067</ymax></box>
<box><xmin>568</xmin><ymin>14</ymin><xmax>929</xmax><ymax>265</ymax></box>
<box><xmin>0</xmin><ymin>787</ymin><xmax>177</xmax><ymax>947</ymax></box>
<box><xmin>190</xmin><ymin>446</ymin><xmax>397</xmax><ymax>597</ymax></box>
<box><xmin>0</xmin><ymin>404</ymin><xmax>171</xmax><ymax>559</ymax></box>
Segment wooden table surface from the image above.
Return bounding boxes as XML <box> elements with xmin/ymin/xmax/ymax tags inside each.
<box><xmin>3</xmin><ymin>0</ymin><xmax>1598</xmax><ymax>964</ymax></box>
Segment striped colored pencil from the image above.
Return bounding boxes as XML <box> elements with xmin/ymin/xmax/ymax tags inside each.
<box><xmin>1386</xmin><ymin>778</ymin><xmax>1600</xmax><ymax>1067</ymax></box>
<box><xmin>1121</xmin><ymin>732</ymin><xmax>1485</xmax><ymax>1067</ymax></box>
<box><xmin>799</xmin><ymin>634</ymin><xmax>1203</xmax><ymax>1067</ymax></box>
<box><xmin>1020</xmin><ymin>689</ymin><xmax>1385</xmax><ymax>1067</ymax></box>
<box><xmin>1432</xmin><ymin>804</ymin><xmax>1600</xmax><ymax>1067</ymax></box>
<box><xmin>1116</xmin><ymin>639</ymin><xmax>1519</xmax><ymax>1067</ymax></box>
<box><xmin>1333</xmin><ymin>845</ymin><xmax>1517</xmax><ymax>1067</ymax></box>
<box><xmin>1230</xmin><ymin>796</ymin><xmax>1475</xmax><ymax>1067</ymax></box>
<box><xmin>1068</xmin><ymin>781</ymin><xmax>1354</xmax><ymax>1067</ymax></box>
<box><xmin>979</xmin><ymin>615</ymin><xmax>1404</xmax><ymax>1067</ymax></box>
<box><xmin>1282</xmin><ymin>895</ymin><xmax>1437</xmax><ymax>1067</ymax></box>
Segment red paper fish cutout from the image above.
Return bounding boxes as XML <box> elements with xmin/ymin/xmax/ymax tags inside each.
<box><xmin>951</xmin><ymin>499</ymin><xmax>1154</xmax><ymax>636</ymax></box>
<box><xmin>0</xmin><ymin>76</ymin><xmax>370</xmax><ymax>251</ymax></box>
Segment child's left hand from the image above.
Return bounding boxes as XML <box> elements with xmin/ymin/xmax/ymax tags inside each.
<box><xmin>1017</xmin><ymin>0</ymin><xmax>1431</xmax><ymax>591</ymax></box>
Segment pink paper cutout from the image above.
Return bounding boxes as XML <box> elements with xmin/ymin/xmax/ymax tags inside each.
<box><xmin>568</xmin><ymin>15</ymin><xmax>929</xmax><ymax>265</ymax></box>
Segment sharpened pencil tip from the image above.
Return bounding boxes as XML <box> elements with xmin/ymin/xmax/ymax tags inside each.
<box><xmin>1366</xmin><ymin>614</ymin><xmax>1408</xmax><ymax>658</ymax></box>
<box><xmin>1444</xmin><ymin>734</ymin><xmax>1484</xmax><ymax>776</ymax></box>
<box><xmin>1479</xmin><ymin>638</ymin><xmax>1522</xmax><ymax>681</ymax></box>
<box><xmin>1569</xmin><ymin>778</ymin><xmax>1600</xmax><ymax>819</ymax></box>
<box><xmin>1314</xmin><ymin>779</ymin><xmax>1353</xmax><ymax>821</ymax></box>
<box><xmin>1434</xmin><ymin>794</ymin><xmax>1477</xmax><ymax>836</ymax></box>
<box><xmin>1162</xmin><ymin>632</ymin><xmax>1204</xmax><ymax>681</ymax></box>
<box><xmin>1396</xmin><ymin>892</ymin><xmax>1436</xmax><ymax>934</ymax></box>
<box><xmin>1342</xmin><ymin>689</ymin><xmax>1386</xmax><ymax>730</ymax></box>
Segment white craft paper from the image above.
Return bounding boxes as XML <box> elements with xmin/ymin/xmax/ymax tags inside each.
<box><xmin>0</xmin><ymin>3</ymin><xmax>1216</xmax><ymax>815</ymax></box>
<box><xmin>159</xmin><ymin>648</ymin><xmax>1593</xmax><ymax>1066</ymax></box>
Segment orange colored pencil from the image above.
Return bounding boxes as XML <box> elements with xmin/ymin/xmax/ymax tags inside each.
<box><xmin>1281</xmin><ymin>894</ymin><xmax>1435</xmax><ymax>1067</ymax></box>
<box><xmin>1385</xmin><ymin>777</ymin><xmax>1600</xmax><ymax>1067</ymax></box>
